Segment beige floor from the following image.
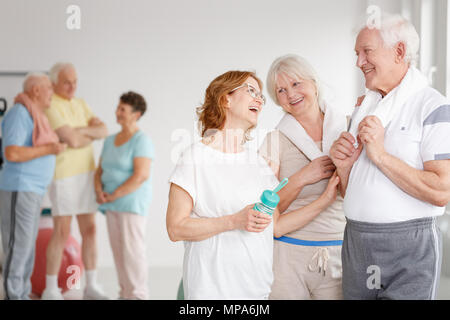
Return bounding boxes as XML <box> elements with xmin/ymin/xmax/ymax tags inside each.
<box><xmin>87</xmin><ymin>266</ymin><xmax>184</xmax><ymax>300</ymax></box>
<box><xmin>1</xmin><ymin>266</ymin><xmax>450</xmax><ymax>300</ymax></box>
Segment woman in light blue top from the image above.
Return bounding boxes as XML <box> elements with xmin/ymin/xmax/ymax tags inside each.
<box><xmin>94</xmin><ymin>91</ymin><xmax>154</xmax><ymax>300</ymax></box>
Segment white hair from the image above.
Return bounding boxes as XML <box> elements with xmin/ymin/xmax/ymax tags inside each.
<box><xmin>357</xmin><ymin>13</ymin><xmax>420</xmax><ymax>66</ymax></box>
<box><xmin>266</xmin><ymin>54</ymin><xmax>324</xmax><ymax>106</ymax></box>
<box><xmin>23</xmin><ymin>72</ymin><xmax>49</xmax><ymax>93</ymax></box>
<box><xmin>48</xmin><ymin>62</ymin><xmax>76</xmax><ymax>84</ymax></box>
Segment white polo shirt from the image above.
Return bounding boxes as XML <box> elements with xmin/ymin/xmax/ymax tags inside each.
<box><xmin>344</xmin><ymin>87</ymin><xmax>450</xmax><ymax>223</ymax></box>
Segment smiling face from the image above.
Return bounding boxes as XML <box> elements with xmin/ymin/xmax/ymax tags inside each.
<box><xmin>35</xmin><ymin>76</ymin><xmax>54</xmax><ymax>109</ymax></box>
<box><xmin>53</xmin><ymin>66</ymin><xmax>77</xmax><ymax>100</ymax></box>
<box><xmin>355</xmin><ymin>27</ymin><xmax>405</xmax><ymax>96</ymax></box>
<box><xmin>224</xmin><ymin>76</ymin><xmax>264</xmax><ymax>130</ymax></box>
<box><xmin>115</xmin><ymin>101</ymin><xmax>140</xmax><ymax>127</ymax></box>
<box><xmin>275</xmin><ymin>73</ymin><xmax>318</xmax><ymax>118</ymax></box>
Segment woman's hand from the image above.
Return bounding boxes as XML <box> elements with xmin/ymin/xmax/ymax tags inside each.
<box><xmin>95</xmin><ymin>188</ymin><xmax>107</xmax><ymax>204</ymax></box>
<box><xmin>49</xmin><ymin>142</ymin><xmax>68</xmax><ymax>155</ymax></box>
<box><xmin>318</xmin><ymin>173</ymin><xmax>340</xmax><ymax>205</ymax></box>
<box><xmin>103</xmin><ymin>192</ymin><xmax>119</xmax><ymax>203</ymax></box>
<box><xmin>232</xmin><ymin>204</ymin><xmax>273</xmax><ymax>233</ymax></box>
<box><xmin>298</xmin><ymin>155</ymin><xmax>336</xmax><ymax>186</ymax></box>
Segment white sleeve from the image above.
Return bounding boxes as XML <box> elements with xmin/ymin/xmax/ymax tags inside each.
<box><xmin>168</xmin><ymin>147</ymin><xmax>197</xmax><ymax>206</ymax></box>
<box><xmin>421</xmin><ymin>104</ymin><xmax>450</xmax><ymax>162</ymax></box>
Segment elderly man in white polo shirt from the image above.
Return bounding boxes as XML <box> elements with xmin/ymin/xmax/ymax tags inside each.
<box><xmin>330</xmin><ymin>13</ymin><xmax>450</xmax><ymax>300</ymax></box>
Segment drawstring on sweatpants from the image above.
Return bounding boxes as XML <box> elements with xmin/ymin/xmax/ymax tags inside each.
<box><xmin>308</xmin><ymin>247</ymin><xmax>329</xmax><ymax>276</ymax></box>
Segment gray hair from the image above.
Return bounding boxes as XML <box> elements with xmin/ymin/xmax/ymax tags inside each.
<box><xmin>49</xmin><ymin>62</ymin><xmax>76</xmax><ymax>84</ymax></box>
<box><xmin>23</xmin><ymin>72</ymin><xmax>49</xmax><ymax>93</ymax></box>
<box><xmin>266</xmin><ymin>54</ymin><xmax>324</xmax><ymax>107</ymax></box>
<box><xmin>357</xmin><ymin>13</ymin><xmax>420</xmax><ymax>66</ymax></box>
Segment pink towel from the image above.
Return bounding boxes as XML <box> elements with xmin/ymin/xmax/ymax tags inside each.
<box><xmin>14</xmin><ymin>93</ymin><xmax>59</xmax><ymax>146</ymax></box>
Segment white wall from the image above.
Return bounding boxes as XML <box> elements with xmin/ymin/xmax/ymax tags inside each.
<box><xmin>0</xmin><ymin>0</ymin><xmax>378</xmax><ymax>268</ymax></box>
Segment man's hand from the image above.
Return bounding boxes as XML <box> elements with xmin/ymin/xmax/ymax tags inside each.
<box><xmin>358</xmin><ymin>115</ymin><xmax>386</xmax><ymax>165</ymax></box>
<box><xmin>88</xmin><ymin>117</ymin><xmax>103</xmax><ymax>126</ymax></box>
<box><xmin>49</xmin><ymin>142</ymin><xmax>68</xmax><ymax>155</ymax></box>
<box><xmin>330</xmin><ymin>132</ymin><xmax>363</xmax><ymax>197</ymax></box>
<box><xmin>330</xmin><ymin>132</ymin><xmax>363</xmax><ymax>171</ymax></box>
<box><xmin>5</xmin><ymin>142</ymin><xmax>67</xmax><ymax>163</ymax></box>
<box><xmin>75</xmin><ymin>117</ymin><xmax>108</xmax><ymax>140</ymax></box>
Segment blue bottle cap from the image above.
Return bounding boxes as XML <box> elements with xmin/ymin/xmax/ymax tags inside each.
<box><xmin>260</xmin><ymin>190</ymin><xmax>280</xmax><ymax>209</ymax></box>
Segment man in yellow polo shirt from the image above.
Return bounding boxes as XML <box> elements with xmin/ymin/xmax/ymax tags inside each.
<box><xmin>41</xmin><ymin>62</ymin><xmax>109</xmax><ymax>300</ymax></box>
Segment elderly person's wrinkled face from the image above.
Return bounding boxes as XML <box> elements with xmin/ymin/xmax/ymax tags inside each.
<box><xmin>54</xmin><ymin>66</ymin><xmax>77</xmax><ymax>100</ymax></box>
<box><xmin>116</xmin><ymin>102</ymin><xmax>140</xmax><ymax>127</ymax></box>
<box><xmin>226</xmin><ymin>76</ymin><xmax>264</xmax><ymax>129</ymax></box>
<box><xmin>355</xmin><ymin>28</ymin><xmax>399</xmax><ymax>95</ymax></box>
<box><xmin>275</xmin><ymin>73</ymin><xmax>318</xmax><ymax>117</ymax></box>
<box><xmin>40</xmin><ymin>77</ymin><xmax>54</xmax><ymax>108</ymax></box>
<box><xmin>29</xmin><ymin>76</ymin><xmax>54</xmax><ymax>109</ymax></box>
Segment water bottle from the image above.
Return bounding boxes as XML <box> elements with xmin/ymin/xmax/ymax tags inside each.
<box><xmin>253</xmin><ymin>178</ymin><xmax>288</xmax><ymax>216</ymax></box>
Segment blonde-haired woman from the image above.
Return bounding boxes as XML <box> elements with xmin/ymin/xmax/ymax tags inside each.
<box><xmin>260</xmin><ymin>54</ymin><xmax>347</xmax><ymax>300</ymax></box>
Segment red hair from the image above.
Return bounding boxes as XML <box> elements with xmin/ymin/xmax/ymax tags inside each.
<box><xmin>196</xmin><ymin>70</ymin><xmax>263</xmax><ymax>138</ymax></box>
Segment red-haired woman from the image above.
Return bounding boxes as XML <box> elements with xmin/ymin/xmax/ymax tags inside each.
<box><xmin>166</xmin><ymin>71</ymin><xmax>276</xmax><ymax>300</ymax></box>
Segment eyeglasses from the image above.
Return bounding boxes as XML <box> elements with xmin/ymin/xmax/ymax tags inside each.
<box><xmin>230</xmin><ymin>83</ymin><xmax>266</xmax><ymax>105</ymax></box>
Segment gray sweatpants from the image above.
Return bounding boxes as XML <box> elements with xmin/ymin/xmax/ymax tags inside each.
<box><xmin>342</xmin><ymin>217</ymin><xmax>442</xmax><ymax>300</ymax></box>
<box><xmin>0</xmin><ymin>190</ymin><xmax>43</xmax><ymax>300</ymax></box>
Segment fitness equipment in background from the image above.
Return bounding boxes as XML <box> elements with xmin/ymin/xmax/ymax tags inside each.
<box><xmin>30</xmin><ymin>209</ymin><xmax>84</xmax><ymax>297</ymax></box>
<box><xmin>0</xmin><ymin>97</ymin><xmax>7</xmax><ymax>169</ymax></box>
<box><xmin>0</xmin><ymin>97</ymin><xmax>6</xmax><ymax>116</ymax></box>
<box><xmin>0</xmin><ymin>97</ymin><xmax>6</xmax><ymax>271</ymax></box>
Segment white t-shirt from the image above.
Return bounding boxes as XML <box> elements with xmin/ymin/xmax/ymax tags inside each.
<box><xmin>169</xmin><ymin>141</ymin><xmax>279</xmax><ymax>300</ymax></box>
<box><xmin>345</xmin><ymin>87</ymin><xmax>450</xmax><ymax>223</ymax></box>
